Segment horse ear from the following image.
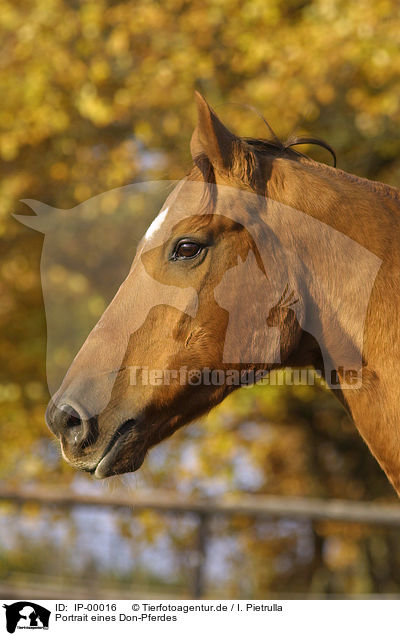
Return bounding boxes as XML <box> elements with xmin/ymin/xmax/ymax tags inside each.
<box><xmin>190</xmin><ymin>91</ymin><xmax>240</xmax><ymax>172</ymax></box>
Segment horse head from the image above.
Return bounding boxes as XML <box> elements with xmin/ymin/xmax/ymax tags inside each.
<box><xmin>45</xmin><ymin>93</ymin><xmax>303</xmax><ymax>477</ymax></box>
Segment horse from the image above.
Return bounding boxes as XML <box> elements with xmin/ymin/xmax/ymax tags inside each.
<box><xmin>46</xmin><ymin>92</ymin><xmax>400</xmax><ymax>496</ymax></box>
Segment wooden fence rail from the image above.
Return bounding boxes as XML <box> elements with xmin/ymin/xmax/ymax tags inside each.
<box><xmin>0</xmin><ymin>486</ymin><xmax>399</xmax><ymax>525</ymax></box>
<box><xmin>1</xmin><ymin>486</ymin><xmax>400</xmax><ymax>598</ymax></box>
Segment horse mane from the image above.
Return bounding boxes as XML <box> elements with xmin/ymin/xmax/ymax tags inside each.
<box><xmin>244</xmin><ymin>135</ymin><xmax>337</xmax><ymax>167</ymax></box>
<box><xmin>190</xmin><ymin>130</ymin><xmax>400</xmax><ymax>206</ymax></box>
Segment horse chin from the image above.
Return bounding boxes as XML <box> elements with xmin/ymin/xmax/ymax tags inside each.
<box><xmin>94</xmin><ymin>450</ymin><xmax>145</xmax><ymax>479</ymax></box>
<box><xmin>92</xmin><ymin>418</ymin><xmax>146</xmax><ymax>479</ymax></box>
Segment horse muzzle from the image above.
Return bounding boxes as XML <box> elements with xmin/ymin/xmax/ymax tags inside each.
<box><xmin>45</xmin><ymin>400</ymin><xmax>144</xmax><ymax>477</ymax></box>
<box><xmin>46</xmin><ymin>400</ymin><xmax>97</xmax><ymax>448</ymax></box>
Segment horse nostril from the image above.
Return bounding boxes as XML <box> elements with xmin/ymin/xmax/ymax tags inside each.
<box><xmin>60</xmin><ymin>404</ymin><xmax>81</xmax><ymax>428</ymax></box>
<box><xmin>46</xmin><ymin>402</ymin><xmax>96</xmax><ymax>449</ymax></box>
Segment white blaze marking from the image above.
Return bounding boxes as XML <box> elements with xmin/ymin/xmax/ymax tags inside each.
<box><xmin>145</xmin><ymin>206</ymin><xmax>169</xmax><ymax>240</ymax></box>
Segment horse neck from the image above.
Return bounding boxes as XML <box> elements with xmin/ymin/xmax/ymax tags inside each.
<box><xmin>261</xmin><ymin>157</ymin><xmax>399</xmax><ymax>380</ymax></box>
<box><xmin>265</xmin><ymin>157</ymin><xmax>399</xmax><ymax>255</ymax></box>
<box><xmin>263</xmin><ymin>157</ymin><xmax>400</xmax><ymax>495</ymax></box>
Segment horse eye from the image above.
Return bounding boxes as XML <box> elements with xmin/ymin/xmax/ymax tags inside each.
<box><xmin>174</xmin><ymin>241</ymin><xmax>202</xmax><ymax>259</ymax></box>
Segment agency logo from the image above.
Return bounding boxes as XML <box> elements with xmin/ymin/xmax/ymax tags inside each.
<box><xmin>2</xmin><ymin>602</ymin><xmax>50</xmax><ymax>633</ymax></box>
<box><xmin>16</xmin><ymin>181</ymin><xmax>382</xmax><ymax>402</ymax></box>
